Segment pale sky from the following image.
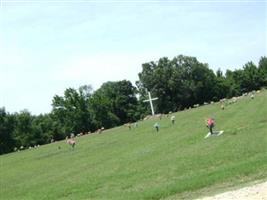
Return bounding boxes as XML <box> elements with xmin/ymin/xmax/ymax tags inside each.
<box><xmin>0</xmin><ymin>1</ymin><xmax>266</xmax><ymax>115</ymax></box>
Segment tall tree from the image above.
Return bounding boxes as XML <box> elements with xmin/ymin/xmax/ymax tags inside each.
<box><xmin>241</xmin><ymin>62</ymin><xmax>260</xmax><ymax>92</ymax></box>
<box><xmin>51</xmin><ymin>85</ymin><xmax>94</xmax><ymax>136</ymax></box>
<box><xmin>138</xmin><ymin>55</ymin><xmax>218</xmax><ymax>113</ymax></box>
<box><xmin>13</xmin><ymin>110</ymin><xmax>33</xmax><ymax>147</ymax></box>
<box><xmin>90</xmin><ymin>80</ymin><xmax>139</xmax><ymax>128</ymax></box>
<box><xmin>258</xmin><ymin>56</ymin><xmax>267</xmax><ymax>87</ymax></box>
<box><xmin>0</xmin><ymin>108</ymin><xmax>16</xmax><ymax>154</ymax></box>
<box><xmin>31</xmin><ymin>114</ymin><xmax>56</xmax><ymax>144</ymax></box>
<box><xmin>214</xmin><ymin>70</ymin><xmax>230</xmax><ymax>100</ymax></box>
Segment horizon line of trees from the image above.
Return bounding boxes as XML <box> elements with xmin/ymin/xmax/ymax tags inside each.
<box><xmin>1</xmin><ymin>55</ymin><xmax>267</xmax><ymax>155</ymax></box>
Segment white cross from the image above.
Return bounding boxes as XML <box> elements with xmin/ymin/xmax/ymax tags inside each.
<box><xmin>143</xmin><ymin>91</ymin><xmax>158</xmax><ymax>116</ymax></box>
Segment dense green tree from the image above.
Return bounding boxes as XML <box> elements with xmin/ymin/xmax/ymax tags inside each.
<box><xmin>212</xmin><ymin>69</ymin><xmax>230</xmax><ymax>100</ymax></box>
<box><xmin>138</xmin><ymin>55</ymin><xmax>218</xmax><ymax>113</ymax></box>
<box><xmin>13</xmin><ymin>110</ymin><xmax>34</xmax><ymax>147</ymax></box>
<box><xmin>31</xmin><ymin>114</ymin><xmax>56</xmax><ymax>144</ymax></box>
<box><xmin>90</xmin><ymin>80</ymin><xmax>139</xmax><ymax>128</ymax></box>
<box><xmin>241</xmin><ymin>62</ymin><xmax>261</xmax><ymax>92</ymax></box>
<box><xmin>0</xmin><ymin>108</ymin><xmax>16</xmax><ymax>154</ymax></box>
<box><xmin>51</xmin><ymin>85</ymin><xmax>94</xmax><ymax>136</ymax></box>
<box><xmin>224</xmin><ymin>70</ymin><xmax>241</xmax><ymax>97</ymax></box>
<box><xmin>89</xmin><ymin>91</ymin><xmax>120</xmax><ymax>129</ymax></box>
<box><xmin>258</xmin><ymin>56</ymin><xmax>267</xmax><ymax>86</ymax></box>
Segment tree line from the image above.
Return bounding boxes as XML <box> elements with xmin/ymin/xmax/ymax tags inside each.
<box><xmin>1</xmin><ymin>55</ymin><xmax>267</xmax><ymax>154</ymax></box>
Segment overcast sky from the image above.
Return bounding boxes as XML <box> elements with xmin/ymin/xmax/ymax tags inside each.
<box><xmin>0</xmin><ymin>0</ymin><xmax>266</xmax><ymax>115</ymax></box>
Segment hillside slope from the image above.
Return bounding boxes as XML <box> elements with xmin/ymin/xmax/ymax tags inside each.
<box><xmin>1</xmin><ymin>90</ymin><xmax>267</xmax><ymax>200</ymax></box>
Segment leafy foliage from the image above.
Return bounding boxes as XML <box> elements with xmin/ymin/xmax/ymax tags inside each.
<box><xmin>89</xmin><ymin>80</ymin><xmax>139</xmax><ymax>128</ymax></box>
<box><xmin>138</xmin><ymin>55</ymin><xmax>219</xmax><ymax>112</ymax></box>
<box><xmin>0</xmin><ymin>108</ymin><xmax>16</xmax><ymax>154</ymax></box>
<box><xmin>51</xmin><ymin>85</ymin><xmax>95</xmax><ymax>137</ymax></box>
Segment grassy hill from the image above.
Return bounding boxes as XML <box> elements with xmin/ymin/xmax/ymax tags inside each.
<box><xmin>1</xmin><ymin>90</ymin><xmax>267</xmax><ymax>200</ymax></box>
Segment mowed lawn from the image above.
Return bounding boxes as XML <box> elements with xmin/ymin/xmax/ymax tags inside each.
<box><xmin>1</xmin><ymin>91</ymin><xmax>267</xmax><ymax>200</ymax></box>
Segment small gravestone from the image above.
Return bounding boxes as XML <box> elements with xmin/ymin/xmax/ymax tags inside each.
<box><xmin>128</xmin><ymin>123</ymin><xmax>132</xmax><ymax>130</ymax></box>
<box><xmin>154</xmin><ymin>122</ymin><xmax>160</xmax><ymax>132</ymax></box>
<box><xmin>171</xmin><ymin>115</ymin><xmax>175</xmax><ymax>125</ymax></box>
<box><xmin>193</xmin><ymin>104</ymin><xmax>199</xmax><ymax>108</ymax></box>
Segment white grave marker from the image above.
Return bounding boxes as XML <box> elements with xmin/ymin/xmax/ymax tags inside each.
<box><xmin>204</xmin><ymin>130</ymin><xmax>224</xmax><ymax>139</ymax></box>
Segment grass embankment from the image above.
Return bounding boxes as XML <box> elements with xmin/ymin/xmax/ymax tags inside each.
<box><xmin>1</xmin><ymin>90</ymin><xmax>267</xmax><ymax>200</ymax></box>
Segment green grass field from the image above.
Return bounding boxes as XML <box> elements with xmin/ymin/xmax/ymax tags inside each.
<box><xmin>1</xmin><ymin>90</ymin><xmax>267</xmax><ymax>200</ymax></box>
